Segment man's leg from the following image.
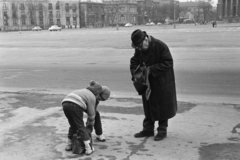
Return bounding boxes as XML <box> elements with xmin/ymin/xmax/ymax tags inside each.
<box><xmin>154</xmin><ymin>119</ymin><xmax>168</xmax><ymax>141</ymax></box>
<box><xmin>134</xmin><ymin>96</ymin><xmax>154</xmax><ymax>138</ymax></box>
<box><xmin>143</xmin><ymin>117</ymin><xmax>155</xmax><ymax>132</ymax></box>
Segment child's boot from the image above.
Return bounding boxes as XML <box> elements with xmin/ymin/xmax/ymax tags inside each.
<box><xmin>84</xmin><ymin>140</ymin><xmax>94</xmax><ymax>155</ymax></box>
<box><xmin>65</xmin><ymin>138</ymin><xmax>72</xmax><ymax>151</ymax></box>
<box><xmin>96</xmin><ymin>134</ymin><xmax>106</xmax><ymax>142</ymax></box>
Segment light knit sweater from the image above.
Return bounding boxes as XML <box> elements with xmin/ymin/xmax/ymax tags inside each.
<box><xmin>62</xmin><ymin>89</ymin><xmax>96</xmax><ymax>126</ymax></box>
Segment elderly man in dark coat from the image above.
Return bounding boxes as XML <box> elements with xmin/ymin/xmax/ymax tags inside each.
<box><xmin>130</xmin><ymin>29</ymin><xmax>177</xmax><ymax>141</ymax></box>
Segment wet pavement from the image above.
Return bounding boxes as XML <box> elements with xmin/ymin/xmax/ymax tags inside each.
<box><xmin>0</xmin><ymin>90</ymin><xmax>239</xmax><ymax>160</ymax></box>
<box><xmin>1</xmin><ymin>24</ymin><xmax>240</xmax><ymax>160</ymax></box>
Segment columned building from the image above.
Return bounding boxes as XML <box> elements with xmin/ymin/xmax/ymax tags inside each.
<box><xmin>217</xmin><ymin>0</ymin><xmax>240</xmax><ymax>22</ymax></box>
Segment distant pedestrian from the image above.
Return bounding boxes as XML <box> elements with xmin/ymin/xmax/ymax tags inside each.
<box><xmin>130</xmin><ymin>29</ymin><xmax>177</xmax><ymax>141</ymax></box>
<box><xmin>62</xmin><ymin>80</ymin><xmax>110</xmax><ymax>155</ymax></box>
<box><xmin>212</xmin><ymin>21</ymin><xmax>215</xmax><ymax>28</ymax></box>
<box><xmin>214</xmin><ymin>21</ymin><xmax>217</xmax><ymax>28</ymax></box>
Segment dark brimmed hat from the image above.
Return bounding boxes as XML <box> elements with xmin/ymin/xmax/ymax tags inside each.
<box><xmin>131</xmin><ymin>29</ymin><xmax>146</xmax><ymax>47</ymax></box>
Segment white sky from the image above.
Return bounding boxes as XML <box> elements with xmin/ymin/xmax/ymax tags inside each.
<box><xmin>178</xmin><ymin>0</ymin><xmax>218</xmax><ymax>6</ymax></box>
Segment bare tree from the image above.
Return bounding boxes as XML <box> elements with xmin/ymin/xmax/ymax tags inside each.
<box><xmin>11</xmin><ymin>2</ymin><xmax>19</xmax><ymax>26</ymax></box>
<box><xmin>107</xmin><ymin>4</ymin><xmax>119</xmax><ymax>27</ymax></box>
<box><xmin>156</xmin><ymin>4</ymin><xmax>171</xmax><ymax>22</ymax></box>
<box><xmin>198</xmin><ymin>1</ymin><xmax>213</xmax><ymax>22</ymax></box>
<box><xmin>11</xmin><ymin>2</ymin><xmax>23</xmax><ymax>32</ymax></box>
<box><xmin>26</xmin><ymin>2</ymin><xmax>38</xmax><ymax>26</ymax></box>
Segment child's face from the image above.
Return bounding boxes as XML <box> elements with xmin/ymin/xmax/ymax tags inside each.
<box><xmin>97</xmin><ymin>92</ymin><xmax>109</xmax><ymax>101</ymax></box>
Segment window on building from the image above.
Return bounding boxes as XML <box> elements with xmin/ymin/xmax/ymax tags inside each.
<box><xmin>39</xmin><ymin>11</ymin><xmax>43</xmax><ymax>18</ymax></box>
<box><xmin>13</xmin><ymin>18</ymin><xmax>18</xmax><ymax>26</ymax></box>
<box><xmin>73</xmin><ymin>17</ymin><xmax>77</xmax><ymax>25</ymax></box>
<box><xmin>72</xmin><ymin>3</ymin><xmax>77</xmax><ymax>12</ymax></box>
<box><xmin>21</xmin><ymin>10</ymin><xmax>25</xmax><ymax>15</ymax></box>
<box><xmin>3</xmin><ymin>11</ymin><xmax>8</xmax><ymax>26</ymax></box>
<box><xmin>12</xmin><ymin>11</ymin><xmax>17</xmax><ymax>19</ymax></box>
<box><xmin>21</xmin><ymin>18</ymin><xmax>26</xmax><ymax>25</ymax></box>
<box><xmin>66</xmin><ymin>10</ymin><xmax>70</xmax><ymax>17</ymax></box>
<box><xmin>88</xmin><ymin>5</ymin><xmax>92</xmax><ymax>12</ymax></box>
<box><xmin>57</xmin><ymin>19</ymin><xmax>61</xmax><ymax>25</ymax></box>
<box><xmin>31</xmin><ymin>19</ymin><xmax>34</xmax><ymax>25</ymax></box>
<box><xmin>48</xmin><ymin>3</ymin><xmax>53</xmax><ymax>10</ymax></box>
<box><xmin>56</xmin><ymin>2</ymin><xmax>60</xmax><ymax>10</ymax></box>
<box><xmin>12</xmin><ymin>3</ymin><xmax>15</xmax><ymax>10</ymax></box>
<box><xmin>20</xmin><ymin>3</ymin><xmax>25</xmax><ymax>10</ymax></box>
<box><xmin>39</xmin><ymin>18</ymin><xmax>43</xmax><ymax>25</ymax></box>
<box><xmin>65</xmin><ymin>3</ymin><xmax>69</xmax><ymax>11</ymax></box>
<box><xmin>39</xmin><ymin>3</ymin><xmax>43</xmax><ymax>10</ymax></box>
<box><xmin>49</xmin><ymin>19</ymin><xmax>54</xmax><ymax>25</ymax></box>
<box><xmin>49</xmin><ymin>11</ymin><xmax>53</xmax><ymax>18</ymax></box>
<box><xmin>66</xmin><ymin>17</ymin><xmax>70</xmax><ymax>25</ymax></box>
<box><xmin>56</xmin><ymin>11</ymin><xmax>60</xmax><ymax>18</ymax></box>
<box><xmin>3</xmin><ymin>3</ymin><xmax>7</xmax><ymax>9</ymax></box>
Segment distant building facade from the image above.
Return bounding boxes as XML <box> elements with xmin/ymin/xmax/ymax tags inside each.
<box><xmin>137</xmin><ymin>0</ymin><xmax>164</xmax><ymax>25</ymax></box>
<box><xmin>217</xmin><ymin>0</ymin><xmax>240</xmax><ymax>22</ymax></box>
<box><xmin>0</xmin><ymin>0</ymin><xmax>104</xmax><ymax>31</ymax></box>
<box><xmin>103</xmin><ymin>0</ymin><xmax>138</xmax><ymax>26</ymax></box>
<box><xmin>1</xmin><ymin>0</ymin><xmax>196</xmax><ymax>31</ymax></box>
<box><xmin>79</xmin><ymin>0</ymin><xmax>105</xmax><ymax>28</ymax></box>
<box><xmin>179</xmin><ymin>2</ymin><xmax>203</xmax><ymax>22</ymax></box>
<box><xmin>0</xmin><ymin>0</ymin><xmax>139</xmax><ymax>30</ymax></box>
<box><xmin>179</xmin><ymin>1</ymin><xmax>213</xmax><ymax>23</ymax></box>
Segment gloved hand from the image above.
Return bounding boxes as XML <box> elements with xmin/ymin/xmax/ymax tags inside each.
<box><xmin>86</xmin><ymin>125</ymin><xmax>93</xmax><ymax>133</ymax></box>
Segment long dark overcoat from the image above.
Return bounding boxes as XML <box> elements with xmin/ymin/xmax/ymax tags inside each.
<box><xmin>130</xmin><ymin>36</ymin><xmax>177</xmax><ymax>121</ymax></box>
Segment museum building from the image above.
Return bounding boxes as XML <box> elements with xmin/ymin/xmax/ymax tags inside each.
<box><xmin>217</xmin><ymin>0</ymin><xmax>240</xmax><ymax>22</ymax></box>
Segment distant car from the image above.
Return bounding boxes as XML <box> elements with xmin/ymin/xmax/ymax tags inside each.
<box><xmin>157</xmin><ymin>22</ymin><xmax>162</xmax><ymax>25</ymax></box>
<box><xmin>149</xmin><ymin>22</ymin><xmax>155</xmax><ymax>26</ymax></box>
<box><xmin>146</xmin><ymin>22</ymin><xmax>155</xmax><ymax>26</ymax></box>
<box><xmin>164</xmin><ymin>20</ymin><xmax>174</xmax><ymax>25</ymax></box>
<box><xmin>183</xmin><ymin>19</ymin><xmax>195</xmax><ymax>24</ymax></box>
<box><xmin>124</xmin><ymin>23</ymin><xmax>132</xmax><ymax>27</ymax></box>
<box><xmin>32</xmin><ymin>26</ymin><xmax>42</xmax><ymax>31</ymax></box>
<box><xmin>48</xmin><ymin>25</ymin><xmax>62</xmax><ymax>31</ymax></box>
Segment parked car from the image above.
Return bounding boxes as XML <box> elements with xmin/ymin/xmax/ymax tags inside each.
<box><xmin>157</xmin><ymin>22</ymin><xmax>162</xmax><ymax>25</ymax></box>
<box><xmin>164</xmin><ymin>19</ymin><xmax>174</xmax><ymax>25</ymax></box>
<box><xmin>183</xmin><ymin>19</ymin><xmax>195</xmax><ymax>24</ymax></box>
<box><xmin>32</xmin><ymin>26</ymin><xmax>42</xmax><ymax>31</ymax></box>
<box><xmin>149</xmin><ymin>22</ymin><xmax>155</xmax><ymax>26</ymax></box>
<box><xmin>124</xmin><ymin>23</ymin><xmax>132</xmax><ymax>27</ymax></box>
<box><xmin>48</xmin><ymin>25</ymin><xmax>62</xmax><ymax>31</ymax></box>
<box><xmin>146</xmin><ymin>23</ymin><xmax>150</xmax><ymax>26</ymax></box>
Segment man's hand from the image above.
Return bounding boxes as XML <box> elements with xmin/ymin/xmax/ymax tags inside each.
<box><xmin>86</xmin><ymin>125</ymin><xmax>93</xmax><ymax>133</ymax></box>
<box><xmin>146</xmin><ymin>66</ymin><xmax>151</xmax><ymax>74</ymax></box>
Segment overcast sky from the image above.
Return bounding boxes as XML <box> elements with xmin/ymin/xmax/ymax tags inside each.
<box><xmin>178</xmin><ymin>0</ymin><xmax>218</xmax><ymax>6</ymax></box>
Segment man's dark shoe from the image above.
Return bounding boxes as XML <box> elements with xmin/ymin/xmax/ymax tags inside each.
<box><xmin>154</xmin><ymin>132</ymin><xmax>167</xmax><ymax>141</ymax></box>
<box><xmin>134</xmin><ymin>130</ymin><xmax>154</xmax><ymax>138</ymax></box>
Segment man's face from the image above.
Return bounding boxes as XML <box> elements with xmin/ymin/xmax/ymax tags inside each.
<box><xmin>135</xmin><ymin>37</ymin><xmax>149</xmax><ymax>51</ymax></box>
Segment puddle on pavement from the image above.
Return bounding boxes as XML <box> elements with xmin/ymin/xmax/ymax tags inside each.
<box><xmin>199</xmin><ymin>143</ymin><xmax>240</xmax><ymax>160</ymax></box>
<box><xmin>0</xmin><ymin>92</ymin><xmax>197</xmax><ymax>115</ymax></box>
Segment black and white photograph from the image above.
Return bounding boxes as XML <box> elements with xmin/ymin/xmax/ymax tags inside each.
<box><xmin>0</xmin><ymin>0</ymin><xmax>240</xmax><ymax>159</ymax></box>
